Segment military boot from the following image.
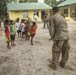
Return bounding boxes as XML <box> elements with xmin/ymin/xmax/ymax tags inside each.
<box><xmin>49</xmin><ymin>64</ymin><xmax>57</xmax><ymax>70</ymax></box>
<box><xmin>60</xmin><ymin>62</ymin><xmax>66</xmax><ymax>68</ymax></box>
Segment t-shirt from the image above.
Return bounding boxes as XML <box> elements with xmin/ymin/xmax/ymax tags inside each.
<box><xmin>21</xmin><ymin>23</ymin><xmax>25</xmax><ymax>32</ymax></box>
<box><xmin>15</xmin><ymin>22</ymin><xmax>21</xmax><ymax>30</ymax></box>
<box><xmin>5</xmin><ymin>25</ymin><xmax>10</xmax><ymax>36</ymax></box>
<box><xmin>43</xmin><ymin>15</ymin><xmax>48</xmax><ymax>22</ymax></box>
<box><xmin>24</xmin><ymin>25</ymin><xmax>31</xmax><ymax>32</ymax></box>
<box><xmin>30</xmin><ymin>25</ymin><xmax>37</xmax><ymax>34</ymax></box>
<box><xmin>10</xmin><ymin>25</ymin><xmax>16</xmax><ymax>35</ymax></box>
<box><xmin>33</xmin><ymin>15</ymin><xmax>38</xmax><ymax>21</ymax></box>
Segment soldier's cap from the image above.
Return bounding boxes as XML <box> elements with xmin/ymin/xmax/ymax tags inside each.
<box><xmin>52</xmin><ymin>7</ymin><xmax>59</xmax><ymax>12</ymax></box>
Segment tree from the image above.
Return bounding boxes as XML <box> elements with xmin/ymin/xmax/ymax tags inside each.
<box><xmin>44</xmin><ymin>0</ymin><xmax>66</xmax><ymax>7</ymax></box>
<box><xmin>19</xmin><ymin>0</ymin><xmax>37</xmax><ymax>3</ymax></box>
<box><xmin>44</xmin><ymin>0</ymin><xmax>57</xmax><ymax>7</ymax></box>
<box><xmin>0</xmin><ymin>0</ymin><xmax>10</xmax><ymax>19</ymax></box>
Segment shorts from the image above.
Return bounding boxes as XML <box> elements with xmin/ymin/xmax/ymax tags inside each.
<box><xmin>27</xmin><ymin>32</ymin><xmax>30</xmax><ymax>36</ymax></box>
<box><xmin>6</xmin><ymin>36</ymin><xmax>11</xmax><ymax>42</ymax></box>
<box><xmin>17</xmin><ymin>30</ymin><xmax>21</xmax><ymax>33</ymax></box>
<box><xmin>10</xmin><ymin>35</ymin><xmax>15</xmax><ymax>41</ymax></box>
<box><xmin>30</xmin><ymin>34</ymin><xmax>35</xmax><ymax>38</ymax></box>
<box><xmin>26</xmin><ymin>32</ymin><xmax>30</xmax><ymax>37</ymax></box>
<box><xmin>22</xmin><ymin>32</ymin><xmax>25</xmax><ymax>35</ymax></box>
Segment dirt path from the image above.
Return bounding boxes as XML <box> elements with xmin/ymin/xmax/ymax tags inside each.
<box><xmin>0</xmin><ymin>22</ymin><xmax>76</xmax><ymax>75</ymax></box>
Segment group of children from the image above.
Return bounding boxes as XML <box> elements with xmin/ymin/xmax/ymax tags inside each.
<box><xmin>4</xmin><ymin>18</ymin><xmax>37</xmax><ymax>49</ymax></box>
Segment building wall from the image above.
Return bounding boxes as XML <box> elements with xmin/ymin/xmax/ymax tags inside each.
<box><xmin>9</xmin><ymin>9</ymin><xmax>50</xmax><ymax>22</ymax></box>
<box><xmin>9</xmin><ymin>11</ymin><xmax>22</xmax><ymax>20</ymax></box>
<box><xmin>9</xmin><ymin>10</ymin><xmax>42</xmax><ymax>21</ymax></box>
<box><xmin>28</xmin><ymin>10</ymin><xmax>34</xmax><ymax>20</ymax></box>
<box><xmin>59</xmin><ymin>4</ymin><xmax>76</xmax><ymax>21</ymax></box>
<box><xmin>70</xmin><ymin>4</ymin><xmax>76</xmax><ymax>20</ymax></box>
<box><xmin>28</xmin><ymin>10</ymin><xmax>41</xmax><ymax>21</ymax></box>
<box><xmin>59</xmin><ymin>6</ymin><xmax>69</xmax><ymax>18</ymax></box>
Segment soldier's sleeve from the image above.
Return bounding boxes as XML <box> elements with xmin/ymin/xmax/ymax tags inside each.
<box><xmin>49</xmin><ymin>17</ymin><xmax>55</xmax><ymax>39</ymax></box>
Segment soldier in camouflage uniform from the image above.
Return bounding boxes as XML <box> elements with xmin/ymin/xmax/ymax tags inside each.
<box><xmin>49</xmin><ymin>7</ymin><xmax>70</xmax><ymax>70</ymax></box>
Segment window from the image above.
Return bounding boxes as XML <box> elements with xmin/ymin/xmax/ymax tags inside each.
<box><xmin>64</xmin><ymin>9</ymin><xmax>68</xmax><ymax>14</ymax></box>
<box><xmin>64</xmin><ymin>9</ymin><xmax>68</xmax><ymax>17</ymax></box>
<box><xmin>23</xmin><ymin>11</ymin><xmax>28</xmax><ymax>18</ymax></box>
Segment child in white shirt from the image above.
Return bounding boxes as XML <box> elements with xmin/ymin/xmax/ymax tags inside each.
<box><xmin>21</xmin><ymin>19</ymin><xmax>25</xmax><ymax>38</ymax></box>
<box><xmin>15</xmin><ymin>18</ymin><xmax>21</xmax><ymax>38</ymax></box>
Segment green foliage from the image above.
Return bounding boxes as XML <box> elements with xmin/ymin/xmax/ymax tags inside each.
<box><xmin>19</xmin><ymin>0</ymin><xmax>37</xmax><ymax>3</ymax></box>
<box><xmin>44</xmin><ymin>0</ymin><xmax>66</xmax><ymax>7</ymax></box>
<box><xmin>0</xmin><ymin>0</ymin><xmax>10</xmax><ymax>19</ymax></box>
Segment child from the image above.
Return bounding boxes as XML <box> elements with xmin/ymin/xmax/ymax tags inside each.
<box><xmin>10</xmin><ymin>20</ymin><xmax>16</xmax><ymax>46</ymax></box>
<box><xmin>3</xmin><ymin>13</ymin><xmax>10</xmax><ymax>28</ymax></box>
<box><xmin>21</xmin><ymin>19</ymin><xmax>25</xmax><ymax>38</ymax></box>
<box><xmin>15</xmin><ymin>18</ymin><xmax>21</xmax><ymax>38</ymax></box>
<box><xmin>24</xmin><ymin>20</ymin><xmax>31</xmax><ymax>40</ymax></box>
<box><xmin>5</xmin><ymin>20</ymin><xmax>11</xmax><ymax>49</ymax></box>
<box><xmin>33</xmin><ymin>13</ymin><xmax>38</xmax><ymax>22</ymax></box>
<box><xmin>30</xmin><ymin>22</ymin><xmax>37</xmax><ymax>45</ymax></box>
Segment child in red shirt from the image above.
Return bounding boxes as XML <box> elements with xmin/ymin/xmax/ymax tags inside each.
<box><xmin>5</xmin><ymin>20</ymin><xmax>11</xmax><ymax>49</ymax></box>
<box><xmin>30</xmin><ymin>22</ymin><xmax>37</xmax><ymax>45</ymax></box>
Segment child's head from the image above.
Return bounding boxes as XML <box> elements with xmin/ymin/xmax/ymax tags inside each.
<box><xmin>16</xmin><ymin>18</ymin><xmax>19</xmax><ymax>22</ymax></box>
<box><xmin>28</xmin><ymin>17</ymin><xmax>31</xmax><ymax>21</ymax></box>
<box><xmin>10</xmin><ymin>20</ymin><xmax>14</xmax><ymax>25</ymax></box>
<box><xmin>27</xmin><ymin>20</ymin><xmax>29</xmax><ymax>23</ymax></box>
<box><xmin>21</xmin><ymin>19</ymin><xmax>25</xmax><ymax>23</ymax></box>
<box><xmin>26</xmin><ymin>21</ymin><xmax>29</xmax><ymax>26</ymax></box>
<box><xmin>5</xmin><ymin>20</ymin><xmax>10</xmax><ymax>25</ymax></box>
<box><xmin>5</xmin><ymin>13</ymin><xmax>9</xmax><ymax>18</ymax></box>
<box><xmin>33</xmin><ymin>22</ymin><xmax>36</xmax><ymax>26</ymax></box>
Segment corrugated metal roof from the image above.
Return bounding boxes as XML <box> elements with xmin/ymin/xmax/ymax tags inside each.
<box><xmin>58</xmin><ymin>0</ymin><xmax>76</xmax><ymax>7</ymax></box>
<box><xmin>7</xmin><ymin>2</ymin><xmax>52</xmax><ymax>10</ymax></box>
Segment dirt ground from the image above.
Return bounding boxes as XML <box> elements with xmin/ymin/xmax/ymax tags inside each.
<box><xmin>0</xmin><ymin>21</ymin><xmax>76</xmax><ymax>75</ymax></box>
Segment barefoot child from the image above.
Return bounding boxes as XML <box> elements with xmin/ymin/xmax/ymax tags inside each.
<box><xmin>10</xmin><ymin>20</ymin><xmax>16</xmax><ymax>46</ymax></box>
<box><xmin>5</xmin><ymin>20</ymin><xmax>11</xmax><ymax>49</ymax></box>
<box><xmin>30</xmin><ymin>22</ymin><xmax>37</xmax><ymax>45</ymax></box>
<box><xmin>24</xmin><ymin>20</ymin><xmax>31</xmax><ymax>40</ymax></box>
<box><xmin>15</xmin><ymin>18</ymin><xmax>21</xmax><ymax>38</ymax></box>
<box><xmin>21</xmin><ymin>19</ymin><xmax>25</xmax><ymax>38</ymax></box>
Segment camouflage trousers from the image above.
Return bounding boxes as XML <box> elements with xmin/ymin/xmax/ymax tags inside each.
<box><xmin>52</xmin><ymin>40</ymin><xmax>70</xmax><ymax>66</ymax></box>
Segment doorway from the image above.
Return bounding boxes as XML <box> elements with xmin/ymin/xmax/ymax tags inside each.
<box><xmin>41</xmin><ymin>11</ymin><xmax>45</xmax><ymax>19</ymax></box>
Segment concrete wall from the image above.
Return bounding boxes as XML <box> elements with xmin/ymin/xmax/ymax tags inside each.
<box><xmin>59</xmin><ymin>4</ymin><xmax>76</xmax><ymax>21</ymax></box>
<box><xmin>9</xmin><ymin>9</ymin><xmax>50</xmax><ymax>22</ymax></box>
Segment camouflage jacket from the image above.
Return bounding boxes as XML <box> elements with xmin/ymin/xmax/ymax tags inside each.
<box><xmin>49</xmin><ymin>13</ymin><xmax>69</xmax><ymax>40</ymax></box>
